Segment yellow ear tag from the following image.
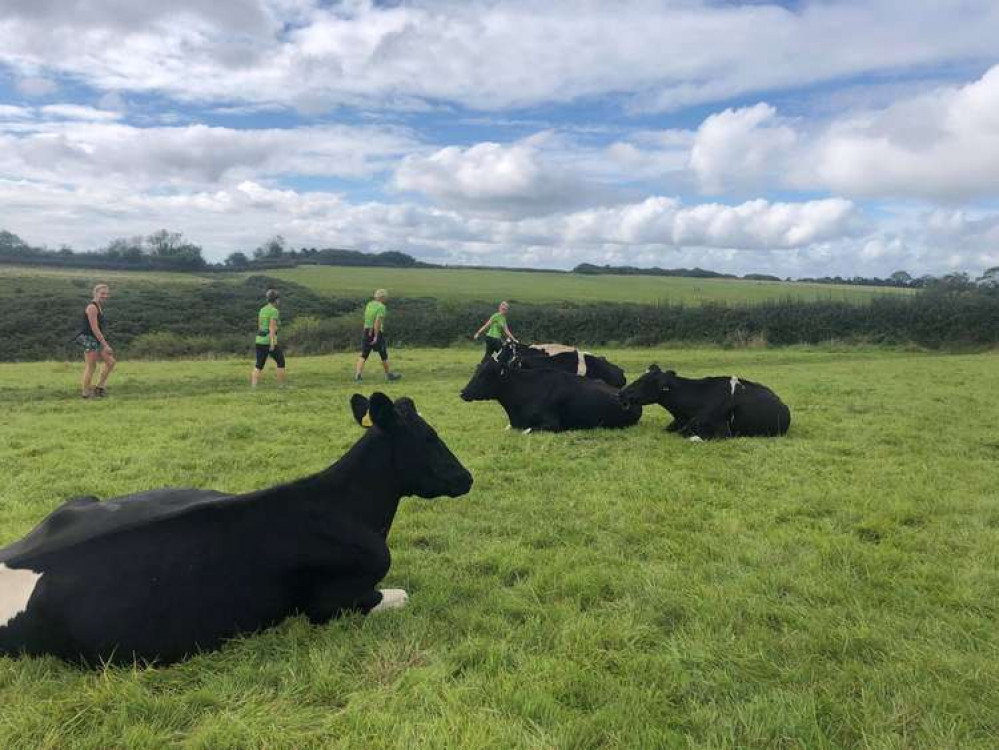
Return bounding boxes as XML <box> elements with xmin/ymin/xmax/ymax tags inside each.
<box><xmin>361</xmin><ymin>411</ymin><xmax>373</xmax><ymax>428</ymax></box>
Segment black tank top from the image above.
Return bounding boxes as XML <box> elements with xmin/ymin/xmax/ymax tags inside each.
<box><xmin>80</xmin><ymin>302</ymin><xmax>106</xmax><ymax>338</ymax></box>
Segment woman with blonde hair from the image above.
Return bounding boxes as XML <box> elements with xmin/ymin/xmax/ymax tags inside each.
<box><xmin>354</xmin><ymin>288</ymin><xmax>401</xmax><ymax>382</ymax></box>
<box><xmin>76</xmin><ymin>283</ymin><xmax>115</xmax><ymax>398</ymax></box>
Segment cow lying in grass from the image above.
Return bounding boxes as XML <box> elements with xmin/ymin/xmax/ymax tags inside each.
<box><xmin>461</xmin><ymin>356</ymin><xmax>641</xmax><ymax>432</ymax></box>
<box><xmin>0</xmin><ymin>393</ymin><xmax>472</xmax><ymax>666</ymax></box>
<box><xmin>618</xmin><ymin>364</ymin><xmax>791</xmax><ymax>440</ymax></box>
<box><xmin>496</xmin><ymin>341</ymin><xmax>627</xmax><ymax>388</ymax></box>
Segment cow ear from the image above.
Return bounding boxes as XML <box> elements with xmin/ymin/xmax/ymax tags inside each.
<box><xmin>368</xmin><ymin>392</ymin><xmax>397</xmax><ymax>430</ymax></box>
<box><xmin>664</xmin><ymin>370</ymin><xmax>676</xmax><ymax>377</ymax></box>
<box><xmin>394</xmin><ymin>396</ymin><xmax>417</xmax><ymax>417</ymax></box>
<box><xmin>350</xmin><ymin>394</ymin><xmax>372</xmax><ymax>427</ymax></box>
<box><xmin>648</xmin><ymin>364</ymin><xmax>660</xmax><ymax>373</ymax></box>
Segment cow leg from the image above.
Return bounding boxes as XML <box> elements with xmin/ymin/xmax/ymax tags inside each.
<box><xmin>302</xmin><ymin>576</ymin><xmax>392</xmax><ymax>623</ymax></box>
<box><xmin>664</xmin><ymin>419</ymin><xmax>681</xmax><ymax>432</ymax></box>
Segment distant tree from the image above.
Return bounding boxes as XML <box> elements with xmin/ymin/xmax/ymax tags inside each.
<box><xmin>0</xmin><ymin>230</ymin><xmax>34</xmax><ymax>256</ymax></box>
<box><xmin>225</xmin><ymin>251</ymin><xmax>250</xmax><ymax>269</ymax></box>
<box><xmin>889</xmin><ymin>270</ymin><xmax>913</xmax><ymax>287</ymax></box>
<box><xmin>255</xmin><ymin>235</ymin><xmax>287</xmax><ymax>259</ymax></box>
<box><xmin>976</xmin><ymin>266</ymin><xmax>999</xmax><ymax>289</ymax></box>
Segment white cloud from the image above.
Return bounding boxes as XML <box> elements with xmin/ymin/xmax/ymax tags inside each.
<box><xmin>687</xmin><ymin>65</ymin><xmax>999</xmax><ymax>202</ymax></box>
<box><xmin>689</xmin><ymin>104</ymin><xmax>797</xmax><ymax>194</ymax></box>
<box><xmin>1</xmin><ymin>1</ymin><xmax>997</xmax><ymax>112</ymax></box>
<box><xmin>0</xmin><ymin>118</ymin><xmax>420</xmax><ymax>187</ymax></box>
<box><xmin>393</xmin><ymin>140</ymin><xmax>606</xmax><ymax>217</ymax></box>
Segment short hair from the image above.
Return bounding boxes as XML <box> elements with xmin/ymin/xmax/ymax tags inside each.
<box><xmin>93</xmin><ymin>283</ymin><xmax>109</xmax><ymax>297</ymax></box>
<box><xmin>374</xmin><ymin>288</ymin><xmax>387</xmax><ymax>300</ymax></box>
<box><xmin>266</xmin><ymin>288</ymin><xmax>280</xmax><ymax>303</ymax></box>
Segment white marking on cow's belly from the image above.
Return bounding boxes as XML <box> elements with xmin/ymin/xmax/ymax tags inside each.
<box><xmin>0</xmin><ymin>563</ymin><xmax>42</xmax><ymax>627</ymax></box>
<box><xmin>371</xmin><ymin>588</ymin><xmax>408</xmax><ymax>613</ymax></box>
<box><xmin>730</xmin><ymin>376</ymin><xmax>740</xmax><ymax>395</ymax></box>
<box><xmin>577</xmin><ymin>352</ymin><xmax>587</xmax><ymax>377</ymax></box>
<box><xmin>689</xmin><ymin>435</ymin><xmax>704</xmax><ymax>443</ymax></box>
<box><xmin>522</xmin><ymin>427</ymin><xmax>532</xmax><ymax>435</ymax></box>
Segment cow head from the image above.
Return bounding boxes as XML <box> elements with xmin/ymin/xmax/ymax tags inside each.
<box><xmin>459</xmin><ymin>357</ymin><xmax>506</xmax><ymax>401</ymax></box>
<box><xmin>351</xmin><ymin>393</ymin><xmax>473</xmax><ymax>499</ymax></box>
<box><xmin>494</xmin><ymin>341</ymin><xmax>534</xmax><ymax>368</ymax></box>
<box><xmin>618</xmin><ymin>364</ymin><xmax>675</xmax><ymax>407</ymax></box>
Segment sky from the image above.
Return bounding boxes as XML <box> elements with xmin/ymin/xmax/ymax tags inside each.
<box><xmin>0</xmin><ymin>0</ymin><xmax>997</xmax><ymax>278</ymax></box>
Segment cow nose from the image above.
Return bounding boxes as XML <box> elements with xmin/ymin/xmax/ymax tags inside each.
<box><xmin>460</xmin><ymin>389</ymin><xmax>472</xmax><ymax>401</ymax></box>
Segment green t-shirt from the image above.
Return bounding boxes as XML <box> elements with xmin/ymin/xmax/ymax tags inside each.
<box><xmin>256</xmin><ymin>303</ymin><xmax>280</xmax><ymax>345</ymax></box>
<box><xmin>364</xmin><ymin>300</ymin><xmax>387</xmax><ymax>330</ymax></box>
<box><xmin>486</xmin><ymin>312</ymin><xmax>507</xmax><ymax>339</ymax></box>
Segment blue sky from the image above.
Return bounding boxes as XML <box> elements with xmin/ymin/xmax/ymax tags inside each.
<box><xmin>0</xmin><ymin>0</ymin><xmax>997</xmax><ymax>277</ymax></box>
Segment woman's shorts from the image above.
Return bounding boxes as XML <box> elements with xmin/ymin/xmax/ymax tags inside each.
<box><xmin>484</xmin><ymin>336</ymin><xmax>504</xmax><ymax>358</ymax></box>
<box><xmin>255</xmin><ymin>344</ymin><xmax>286</xmax><ymax>369</ymax></box>
<box><xmin>360</xmin><ymin>332</ymin><xmax>388</xmax><ymax>361</ymax></box>
<box><xmin>75</xmin><ymin>334</ymin><xmax>102</xmax><ymax>352</ymax></box>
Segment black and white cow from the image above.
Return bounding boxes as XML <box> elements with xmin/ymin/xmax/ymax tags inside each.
<box><xmin>460</xmin><ymin>356</ymin><xmax>641</xmax><ymax>432</ymax></box>
<box><xmin>0</xmin><ymin>393</ymin><xmax>472</xmax><ymax>665</ymax></box>
<box><xmin>497</xmin><ymin>341</ymin><xmax>627</xmax><ymax>388</ymax></box>
<box><xmin>618</xmin><ymin>364</ymin><xmax>791</xmax><ymax>440</ymax></box>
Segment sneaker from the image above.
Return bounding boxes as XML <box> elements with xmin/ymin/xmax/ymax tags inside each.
<box><xmin>94</xmin><ymin>386</ymin><xmax>107</xmax><ymax>398</ymax></box>
<box><xmin>386</xmin><ymin>372</ymin><xmax>402</xmax><ymax>381</ymax></box>
<box><xmin>354</xmin><ymin>374</ymin><xmax>363</xmax><ymax>382</ymax></box>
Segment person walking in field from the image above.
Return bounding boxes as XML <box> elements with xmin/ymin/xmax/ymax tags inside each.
<box><xmin>473</xmin><ymin>300</ymin><xmax>518</xmax><ymax>358</ymax></box>
<box><xmin>251</xmin><ymin>288</ymin><xmax>286</xmax><ymax>388</ymax></box>
<box><xmin>355</xmin><ymin>289</ymin><xmax>401</xmax><ymax>382</ymax></box>
<box><xmin>76</xmin><ymin>283</ymin><xmax>115</xmax><ymax>399</ymax></box>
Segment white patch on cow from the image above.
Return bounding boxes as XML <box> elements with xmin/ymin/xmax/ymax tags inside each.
<box><xmin>532</xmin><ymin>343</ymin><xmax>576</xmax><ymax>356</ymax></box>
<box><xmin>0</xmin><ymin>563</ymin><xmax>42</xmax><ymax>628</ymax></box>
<box><xmin>522</xmin><ymin>427</ymin><xmax>532</xmax><ymax>435</ymax></box>
<box><xmin>577</xmin><ymin>352</ymin><xmax>588</xmax><ymax>377</ymax></box>
<box><xmin>504</xmin><ymin>423</ymin><xmax>512</xmax><ymax>430</ymax></box>
<box><xmin>371</xmin><ymin>588</ymin><xmax>408</xmax><ymax>613</ymax></box>
<box><xmin>689</xmin><ymin>435</ymin><xmax>704</xmax><ymax>443</ymax></box>
<box><xmin>730</xmin><ymin>376</ymin><xmax>740</xmax><ymax>396</ymax></box>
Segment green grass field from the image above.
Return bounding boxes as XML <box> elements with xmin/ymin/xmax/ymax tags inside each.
<box><xmin>266</xmin><ymin>265</ymin><xmax>910</xmax><ymax>305</ymax></box>
<box><xmin>0</xmin><ymin>263</ymin><xmax>911</xmax><ymax>305</ymax></box>
<box><xmin>1</xmin><ymin>348</ymin><xmax>997</xmax><ymax>748</ymax></box>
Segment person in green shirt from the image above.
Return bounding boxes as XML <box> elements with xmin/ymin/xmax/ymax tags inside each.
<box><xmin>251</xmin><ymin>289</ymin><xmax>286</xmax><ymax>387</ymax></box>
<box><xmin>355</xmin><ymin>289</ymin><xmax>401</xmax><ymax>382</ymax></box>
<box><xmin>473</xmin><ymin>300</ymin><xmax>518</xmax><ymax>358</ymax></box>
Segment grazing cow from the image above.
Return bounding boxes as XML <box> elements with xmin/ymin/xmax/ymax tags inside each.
<box><xmin>497</xmin><ymin>341</ymin><xmax>627</xmax><ymax>388</ymax></box>
<box><xmin>0</xmin><ymin>393</ymin><xmax>472</xmax><ymax>665</ymax></box>
<box><xmin>460</xmin><ymin>356</ymin><xmax>641</xmax><ymax>432</ymax></box>
<box><xmin>618</xmin><ymin>364</ymin><xmax>791</xmax><ymax>440</ymax></box>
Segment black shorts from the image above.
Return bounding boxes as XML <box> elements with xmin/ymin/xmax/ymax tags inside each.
<box><xmin>255</xmin><ymin>344</ymin><xmax>285</xmax><ymax>369</ymax></box>
<box><xmin>360</xmin><ymin>331</ymin><xmax>388</xmax><ymax>361</ymax></box>
<box><xmin>484</xmin><ymin>336</ymin><xmax>504</xmax><ymax>358</ymax></box>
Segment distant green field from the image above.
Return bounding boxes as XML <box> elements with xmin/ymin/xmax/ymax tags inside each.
<box><xmin>266</xmin><ymin>265</ymin><xmax>911</xmax><ymax>305</ymax></box>
<box><xmin>0</xmin><ymin>262</ymin><xmax>911</xmax><ymax>306</ymax></box>
<box><xmin>1</xmin><ymin>348</ymin><xmax>997</xmax><ymax>747</ymax></box>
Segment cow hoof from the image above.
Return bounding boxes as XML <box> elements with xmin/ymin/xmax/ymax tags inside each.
<box><xmin>522</xmin><ymin>428</ymin><xmax>532</xmax><ymax>435</ymax></box>
<box><xmin>371</xmin><ymin>588</ymin><xmax>408</xmax><ymax>613</ymax></box>
<box><xmin>504</xmin><ymin>424</ymin><xmax>512</xmax><ymax>430</ymax></box>
<box><xmin>688</xmin><ymin>436</ymin><xmax>704</xmax><ymax>443</ymax></box>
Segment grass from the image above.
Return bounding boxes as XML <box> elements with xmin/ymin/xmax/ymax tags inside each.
<box><xmin>265</xmin><ymin>266</ymin><xmax>912</xmax><ymax>305</ymax></box>
<box><xmin>1</xmin><ymin>347</ymin><xmax>997</xmax><ymax>748</ymax></box>
<box><xmin>0</xmin><ymin>263</ymin><xmax>911</xmax><ymax>305</ymax></box>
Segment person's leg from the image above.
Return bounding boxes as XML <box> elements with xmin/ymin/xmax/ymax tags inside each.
<box><xmin>379</xmin><ymin>339</ymin><xmax>400</xmax><ymax>380</ymax></box>
<box><xmin>252</xmin><ymin>345</ymin><xmax>267</xmax><ymax>387</ymax></box>
<box><xmin>96</xmin><ymin>351</ymin><xmax>115</xmax><ymax>390</ymax></box>
<box><xmin>272</xmin><ymin>348</ymin><xmax>287</xmax><ymax>385</ymax></box>
<box><xmin>356</xmin><ymin>335</ymin><xmax>371</xmax><ymax>380</ymax></box>
<box><xmin>81</xmin><ymin>350</ymin><xmax>98</xmax><ymax>396</ymax></box>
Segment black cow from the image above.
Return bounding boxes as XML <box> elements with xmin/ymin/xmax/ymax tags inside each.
<box><xmin>460</xmin><ymin>356</ymin><xmax>641</xmax><ymax>432</ymax></box>
<box><xmin>618</xmin><ymin>364</ymin><xmax>791</xmax><ymax>440</ymax></box>
<box><xmin>0</xmin><ymin>393</ymin><xmax>472</xmax><ymax>665</ymax></box>
<box><xmin>497</xmin><ymin>342</ymin><xmax>627</xmax><ymax>388</ymax></box>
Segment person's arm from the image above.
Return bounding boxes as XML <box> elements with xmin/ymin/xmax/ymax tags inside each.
<box><xmin>473</xmin><ymin>318</ymin><xmax>491</xmax><ymax>339</ymax></box>
<box><xmin>86</xmin><ymin>304</ymin><xmax>112</xmax><ymax>352</ymax></box>
<box><xmin>503</xmin><ymin>324</ymin><xmax>518</xmax><ymax>343</ymax></box>
<box><xmin>268</xmin><ymin>317</ymin><xmax>278</xmax><ymax>350</ymax></box>
<box><xmin>372</xmin><ymin>314</ymin><xmax>383</xmax><ymax>340</ymax></box>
